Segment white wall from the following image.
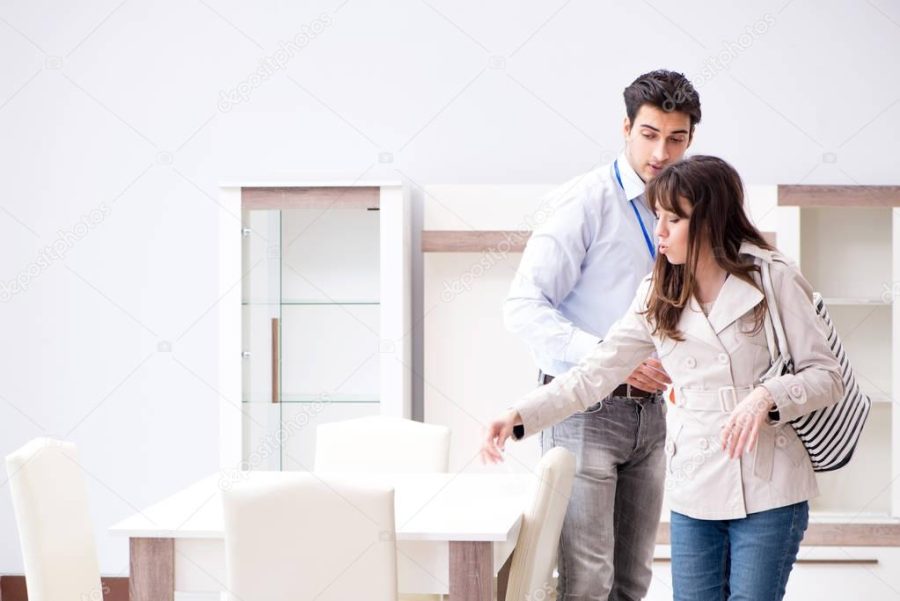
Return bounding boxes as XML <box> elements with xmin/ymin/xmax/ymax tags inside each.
<box><xmin>1</xmin><ymin>0</ymin><xmax>899</xmax><ymax>575</ymax></box>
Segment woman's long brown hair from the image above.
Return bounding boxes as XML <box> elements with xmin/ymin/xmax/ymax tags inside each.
<box><xmin>643</xmin><ymin>155</ymin><xmax>774</xmax><ymax>342</ymax></box>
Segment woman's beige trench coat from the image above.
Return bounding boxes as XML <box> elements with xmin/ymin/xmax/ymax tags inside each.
<box><xmin>513</xmin><ymin>242</ymin><xmax>843</xmax><ymax>520</ymax></box>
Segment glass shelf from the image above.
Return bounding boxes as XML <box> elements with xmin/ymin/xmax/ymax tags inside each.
<box><xmin>242</xmin><ymin>394</ymin><xmax>380</xmax><ymax>404</ymax></box>
<box><xmin>242</xmin><ymin>300</ymin><xmax>381</xmax><ymax>306</ymax></box>
<box><xmin>822</xmin><ymin>297</ymin><xmax>893</xmax><ymax>306</ymax></box>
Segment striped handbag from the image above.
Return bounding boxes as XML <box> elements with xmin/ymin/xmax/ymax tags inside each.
<box><xmin>758</xmin><ymin>257</ymin><xmax>872</xmax><ymax>472</ymax></box>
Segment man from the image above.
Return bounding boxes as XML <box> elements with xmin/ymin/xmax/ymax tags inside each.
<box><xmin>503</xmin><ymin>70</ymin><xmax>701</xmax><ymax>600</ymax></box>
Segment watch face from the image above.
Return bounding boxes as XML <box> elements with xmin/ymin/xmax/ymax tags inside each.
<box><xmin>512</xmin><ymin>424</ymin><xmax>525</xmax><ymax>440</ymax></box>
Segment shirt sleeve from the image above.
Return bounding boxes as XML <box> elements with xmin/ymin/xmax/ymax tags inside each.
<box><xmin>760</xmin><ymin>261</ymin><xmax>844</xmax><ymax>424</ymax></box>
<box><xmin>502</xmin><ymin>188</ymin><xmax>602</xmax><ymax>365</ymax></box>
<box><xmin>512</xmin><ymin>277</ymin><xmax>657</xmax><ymax>438</ymax></box>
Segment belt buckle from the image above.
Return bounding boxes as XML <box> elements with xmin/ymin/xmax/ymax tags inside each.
<box><xmin>625</xmin><ymin>383</ymin><xmax>644</xmax><ymax>400</ymax></box>
<box><xmin>625</xmin><ymin>383</ymin><xmax>652</xmax><ymax>401</ymax></box>
<box><xmin>718</xmin><ymin>386</ymin><xmax>739</xmax><ymax>412</ymax></box>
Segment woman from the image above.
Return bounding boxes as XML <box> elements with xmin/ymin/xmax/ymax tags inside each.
<box><xmin>482</xmin><ymin>155</ymin><xmax>842</xmax><ymax>600</ymax></box>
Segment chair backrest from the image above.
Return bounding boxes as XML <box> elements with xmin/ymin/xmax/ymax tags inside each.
<box><xmin>222</xmin><ymin>472</ymin><xmax>398</xmax><ymax>601</ymax></box>
<box><xmin>314</xmin><ymin>416</ymin><xmax>451</xmax><ymax>473</ymax></box>
<box><xmin>5</xmin><ymin>438</ymin><xmax>103</xmax><ymax>601</ymax></box>
<box><xmin>504</xmin><ymin>447</ymin><xmax>576</xmax><ymax>601</ymax></box>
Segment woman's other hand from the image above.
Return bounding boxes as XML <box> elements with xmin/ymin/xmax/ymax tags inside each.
<box><xmin>721</xmin><ymin>386</ymin><xmax>775</xmax><ymax>459</ymax></box>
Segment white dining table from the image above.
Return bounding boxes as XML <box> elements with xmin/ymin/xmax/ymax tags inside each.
<box><xmin>110</xmin><ymin>470</ymin><xmax>536</xmax><ymax>601</ymax></box>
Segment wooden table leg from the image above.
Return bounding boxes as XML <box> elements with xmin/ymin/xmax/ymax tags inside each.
<box><xmin>449</xmin><ymin>541</ymin><xmax>492</xmax><ymax>601</ymax></box>
<box><xmin>496</xmin><ymin>550</ymin><xmax>513</xmax><ymax>601</ymax></box>
<box><xmin>130</xmin><ymin>537</ymin><xmax>174</xmax><ymax>601</ymax></box>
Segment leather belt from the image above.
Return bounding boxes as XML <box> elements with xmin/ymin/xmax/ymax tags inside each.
<box><xmin>541</xmin><ymin>373</ymin><xmax>657</xmax><ymax>399</ymax></box>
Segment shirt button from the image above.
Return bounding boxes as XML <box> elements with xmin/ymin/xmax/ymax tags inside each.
<box><xmin>685</xmin><ymin>357</ymin><xmax>697</xmax><ymax>369</ymax></box>
<box><xmin>717</xmin><ymin>353</ymin><xmax>729</xmax><ymax>364</ymax></box>
<box><xmin>665</xmin><ymin>441</ymin><xmax>676</xmax><ymax>455</ymax></box>
<box><xmin>790</xmin><ymin>384</ymin><xmax>802</xmax><ymax>397</ymax></box>
<box><xmin>776</xmin><ymin>435</ymin><xmax>787</xmax><ymax>448</ymax></box>
<box><xmin>698</xmin><ymin>438</ymin><xmax>709</xmax><ymax>450</ymax></box>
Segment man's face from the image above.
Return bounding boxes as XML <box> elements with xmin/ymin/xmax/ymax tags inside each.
<box><xmin>623</xmin><ymin>104</ymin><xmax>692</xmax><ymax>182</ymax></box>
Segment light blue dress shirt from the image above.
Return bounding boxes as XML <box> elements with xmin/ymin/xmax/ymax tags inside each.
<box><xmin>503</xmin><ymin>152</ymin><xmax>658</xmax><ymax>377</ymax></box>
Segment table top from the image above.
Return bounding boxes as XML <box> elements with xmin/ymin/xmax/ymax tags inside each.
<box><xmin>110</xmin><ymin>471</ymin><xmax>536</xmax><ymax>542</ymax></box>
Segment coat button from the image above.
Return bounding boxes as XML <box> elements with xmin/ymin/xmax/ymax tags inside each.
<box><xmin>685</xmin><ymin>357</ymin><xmax>697</xmax><ymax>369</ymax></box>
<box><xmin>717</xmin><ymin>353</ymin><xmax>729</xmax><ymax>364</ymax></box>
<box><xmin>776</xmin><ymin>435</ymin><xmax>787</xmax><ymax>448</ymax></box>
<box><xmin>790</xmin><ymin>384</ymin><xmax>806</xmax><ymax>404</ymax></box>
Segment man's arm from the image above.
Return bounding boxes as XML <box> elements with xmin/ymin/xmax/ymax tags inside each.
<box><xmin>503</xmin><ymin>193</ymin><xmax>600</xmax><ymax>365</ymax></box>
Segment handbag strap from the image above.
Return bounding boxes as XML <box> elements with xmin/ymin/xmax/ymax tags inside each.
<box><xmin>759</xmin><ymin>259</ymin><xmax>793</xmax><ymax>366</ymax></box>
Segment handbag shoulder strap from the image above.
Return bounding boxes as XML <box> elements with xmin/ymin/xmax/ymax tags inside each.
<box><xmin>759</xmin><ymin>258</ymin><xmax>793</xmax><ymax>365</ymax></box>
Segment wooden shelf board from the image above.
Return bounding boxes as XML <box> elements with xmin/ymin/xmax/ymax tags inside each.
<box><xmin>822</xmin><ymin>297</ymin><xmax>893</xmax><ymax>306</ymax></box>
<box><xmin>657</xmin><ymin>519</ymin><xmax>900</xmax><ymax>546</ymax></box>
<box><xmin>778</xmin><ymin>185</ymin><xmax>900</xmax><ymax>207</ymax></box>
<box><xmin>422</xmin><ymin>230</ymin><xmax>532</xmax><ymax>252</ymax></box>
<box><xmin>422</xmin><ymin>230</ymin><xmax>777</xmax><ymax>253</ymax></box>
<box><xmin>242</xmin><ymin>186</ymin><xmax>380</xmax><ymax>209</ymax></box>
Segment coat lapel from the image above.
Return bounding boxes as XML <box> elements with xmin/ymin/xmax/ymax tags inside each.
<box><xmin>677</xmin><ymin>295</ymin><xmax>727</xmax><ymax>351</ymax></box>
<box><xmin>669</xmin><ymin>241</ymin><xmax>770</xmax><ymax>350</ymax></box>
<box><xmin>705</xmin><ymin>269</ymin><xmax>765</xmax><ymax>335</ymax></box>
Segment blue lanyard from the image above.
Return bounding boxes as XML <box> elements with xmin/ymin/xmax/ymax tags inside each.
<box><xmin>614</xmin><ymin>160</ymin><xmax>656</xmax><ymax>260</ymax></box>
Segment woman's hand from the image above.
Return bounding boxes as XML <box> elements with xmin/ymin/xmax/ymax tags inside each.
<box><xmin>721</xmin><ymin>387</ymin><xmax>775</xmax><ymax>459</ymax></box>
<box><xmin>480</xmin><ymin>409</ymin><xmax>523</xmax><ymax>464</ymax></box>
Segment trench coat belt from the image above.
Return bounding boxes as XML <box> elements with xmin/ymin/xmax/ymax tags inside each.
<box><xmin>675</xmin><ymin>385</ymin><xmax>775</xmax><ymax>481</ymax></box>
<box><xmin>675</xmin><ymin>385</ymin><xmax>756</xmax><ymax>412</ymax></box>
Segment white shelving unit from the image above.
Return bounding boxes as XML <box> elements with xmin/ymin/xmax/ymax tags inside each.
<box><xmin>218</xmin><ymin>182</ymin><xmax>411</xmax><ymax>471</ymax></box>
<box><xmin>747</xmin><ymin>186</ymin><xmax>900</xmax><ymax>531</ymax></box>
<box><xmin>417</xmin><ymin>183</ymin><xmax>900</xmax><ymax>597</ymax></box>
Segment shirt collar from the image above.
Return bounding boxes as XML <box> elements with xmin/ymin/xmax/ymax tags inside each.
<box><xmin>614</xmin><ymin>152</ymin><xmax>646</xmax><ymax>202</ymax></box>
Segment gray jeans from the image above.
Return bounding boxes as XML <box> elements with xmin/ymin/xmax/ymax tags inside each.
<box><xmin>541</xmin><ymin>389</ymin><xmax>666</xmax><ymax>601</ymax></box>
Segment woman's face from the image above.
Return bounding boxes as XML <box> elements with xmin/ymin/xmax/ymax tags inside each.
<box><xmin>654</xmin><ymin>197</ymin><xmax>692</xmax><ymax>264</ymax></box>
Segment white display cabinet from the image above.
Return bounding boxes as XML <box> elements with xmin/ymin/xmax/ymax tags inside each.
<box><xmin>218</xmin><ymin>183</ymin><xmax>411</xmax><ymax>471</ymax></box>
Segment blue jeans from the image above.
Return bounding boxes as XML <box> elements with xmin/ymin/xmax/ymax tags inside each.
<box><xmin>670</xmin><ymin>501</ymin><xmax>809</xmax><ymax>601</ymax></box>
<box><xmin>542</xmin><ymin>394</ymin><xmax>666</xmax><ymax>601</ymax></box>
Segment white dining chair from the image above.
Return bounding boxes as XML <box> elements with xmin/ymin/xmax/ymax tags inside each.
<box><xmin>5</xmin><ymin>438</ymin><xmax>103</xmax><ymax>601</ymax></box>
<box><xmin>221</xmin><ymin>472</ymin><xmax>398</xmax><ymax>601</ymax></box>
<box><xmin>502</xmin><ymin>446</ymin><xmax>576</xmax><ymax>601</ymax></box>
<box><xmin>314</xmin><ymin>415</ymin><xmax>451</xmax><ymax>473</ymax></box>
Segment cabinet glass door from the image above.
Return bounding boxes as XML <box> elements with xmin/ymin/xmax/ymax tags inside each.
<box><xmin>241</xmin><ymin>208</ymin><xmax>282</xmax><ymax>470</ymax></box>
<box><xmin>241</xmin><ymin>201</ymin><xmax>382</xmax><ymax>471</ymax></box>
<box><xmin>278</xmin><ymin>207</ymin><xmax>381</xmax><ymax>470</ymax></box>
